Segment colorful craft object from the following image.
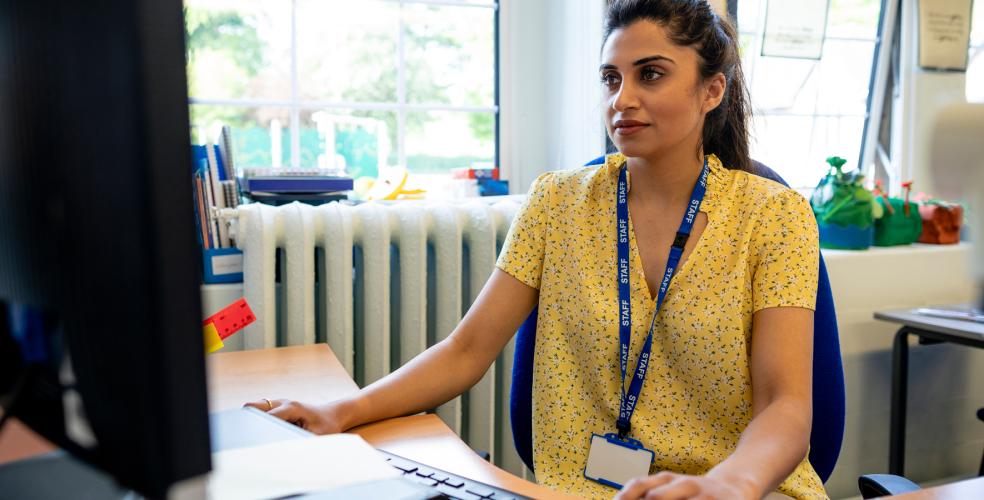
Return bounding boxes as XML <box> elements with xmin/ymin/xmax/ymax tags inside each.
<box><xmin>810</xmin><ymin>156</ymin><xmax>878</xmax><ymax>250</ymax></box>
<box><xmin>872</xmin><ymin>180</ymin><xmax>922</xmax><ymax>246</ymax></box>
<box><xmin>203</xmin><ymin>297</ymin><xmax>256</xmax><ymax>353</ymax></box>
<box><xmin>917</xmin><ymin>200</ymin><xmax>964</xmax><ymax>244</ymax></box>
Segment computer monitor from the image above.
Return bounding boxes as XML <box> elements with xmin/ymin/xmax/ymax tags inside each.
<box><xmin>0</xmin><ymin>0</ymin><xmax>211</xmax><ymax>498</ymax></box>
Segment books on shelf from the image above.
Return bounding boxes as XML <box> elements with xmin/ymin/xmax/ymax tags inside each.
<box><xmin>191</xmin><ymin>135</ymin><xmax>243</xmax><ymax>284</ymax></box>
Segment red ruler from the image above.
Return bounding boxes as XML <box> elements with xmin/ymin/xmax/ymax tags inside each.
<box><xmin>203</xmin><ymin>297</ymin><xmax>256</xmax><ymax>340</ymax></box>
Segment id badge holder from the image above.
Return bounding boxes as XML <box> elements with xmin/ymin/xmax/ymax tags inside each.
<box><xmin>583</xmin><ymin>433</ymin><xmax>655</xmax><ymax>489</ymax></box>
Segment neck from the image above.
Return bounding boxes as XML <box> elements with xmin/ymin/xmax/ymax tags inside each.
<box><xmin>625</xmin><ymin>145</ymin><xmax>705</xmax><ymax>206</ymax></box>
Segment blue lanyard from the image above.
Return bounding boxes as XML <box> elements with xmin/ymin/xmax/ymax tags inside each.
<box><xmin>615</xmin><ymin>157</ymin><xmax>709</xmax><ymax>439</ymax></box>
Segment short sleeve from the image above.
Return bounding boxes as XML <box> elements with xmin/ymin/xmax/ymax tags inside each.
<box><xmin>751</xmin><ymin>189</ymin><xmax>820</xmax><ymax>312</ymax></box>
<box><xmin>496</xmin><ymin>172</ymin><xmax>555</xmax><ymax>289</ymax></box>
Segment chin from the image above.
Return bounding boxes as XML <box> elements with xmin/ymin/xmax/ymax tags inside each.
<box><xmin>612</xmin><ymin>140</ymin><xmax>657</xmax><ymax>160</ymax></box>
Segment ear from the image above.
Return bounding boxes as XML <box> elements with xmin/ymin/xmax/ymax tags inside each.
<box><xmin>701</xmin><ymin>72</ymin><xmax>727</xmax><ymax>114</ymax></box>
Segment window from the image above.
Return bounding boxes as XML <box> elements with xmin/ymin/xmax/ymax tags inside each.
<box><xmin>737</xmin><ymin>0</ymin><xmax>882</xmax><ymax>189</ymax></box>
<box><xmin>185</xmin><ymin>0</ymin><xmax>498</xmax><ymax>181</ymax></box>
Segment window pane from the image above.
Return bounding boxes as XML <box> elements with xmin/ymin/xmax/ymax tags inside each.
<box><xmin>190</xmin><ymin>105</ymin><xmax>290</xmax><ymax>169</ymax></box>
<box><xmin>739</xmin><ymin>0</ymin><xmax>881</xmax><ymax>187</ymax></box>
<box><xmin>749</xmin><ymin>39</ymin><xmax>874</xmax><ymax>115</ymax></box>
<box><xmin>404</xmin><ymin>4</ymin><xmax>495</xmax><ymax>107</ymax></box>
<box><xmin>740</xmin><ymin>0</ymin><xmax>880</xmax><ymax>39</ymax></box>
<box><xmin>736</xmin><ymin>0</ymin><xmax>761</xmax><ymax>34</ymax></box>
<box><xmin>750</xmin><ymin>114</ymin><xmax>865</xmax><ymax>189</ymax></box>
<box><xmin>185</xmin><ymin>0</ymin><xmax>290</xmax><ymax>101</ymax></box>
<box><xmin>299</xmin><ymin>109</ymin><xmax>398</xmax><ymax>179</ymax></box>
<box><xmin>826</xmin><ymin>0</ymin><xmax>880</xmax><ymax>39</ymax></box>
<box><xmin>405</xmin><ymin>111</ymin><xmax>494</xmax><ymax>174</ymax></box>
<box><xmin>296</xmin><ymin>0</ymin><xmax>399</xmax><ymax>103</ymax></box>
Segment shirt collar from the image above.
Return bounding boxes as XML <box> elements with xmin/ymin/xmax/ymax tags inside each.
<box><xmin>604</xmin><ymin>152</ymin><xmax>729</xmax><ymax>212</ymax></box>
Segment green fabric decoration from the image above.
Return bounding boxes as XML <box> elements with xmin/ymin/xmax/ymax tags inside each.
<box><xmin>810</xmin><ymin>156</ymin><xmax>877</xmax><ymax>229</ymax></box>
<box><xmin>873</xmin><ymin>197</ymin><xmax>922</xmax><ymax>246</ymax></box>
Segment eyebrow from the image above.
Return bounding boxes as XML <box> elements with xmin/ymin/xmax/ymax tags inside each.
<box><xmin>599</xmin><ymin>54</ymin><xmax>676</xmax><ymax>71</ymax></box>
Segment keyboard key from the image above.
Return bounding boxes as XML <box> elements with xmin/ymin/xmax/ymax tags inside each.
<box><xmin>465</xmin><ymin>486</ymin><xmax>496</xmax><ymax>498</ymax></box>
<box><xmin>436</xmin><ymin>483</ymin><xmax>471</xmax><ymax>498</ymax></box>
<box><xmin>443</xmin><ymin>478</ymin><xmax>465</xmax><ymax>488</ymax></box>
<box><xmin>416</xmin><ymin>470</ymin><xmax>435</xmax><ymax>478</ymax></box>
<box><xmin>409</xmin><ymin>475</ymin><xmax>438</xmax><ymax>487</ymax></box>
<box><xmin>431</xmin><ymin>473</ymin><xmax>450</xmax><ymax>483</ymax></box>
<box><xmin>387</xmin><ymin>458</ymin><xmax>418</xmax><ymax>474</ymax></box>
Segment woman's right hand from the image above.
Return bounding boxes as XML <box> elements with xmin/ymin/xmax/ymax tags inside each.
<box><xmin>243</xmin><ymin>398</ymin><xmax>356</xmax><ymax>435</ymax></box>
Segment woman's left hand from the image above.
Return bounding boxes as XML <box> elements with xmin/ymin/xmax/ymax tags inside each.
<box><xmin>613</xmin><ymin>471</ymin><xmax>759</xmax><ymax>500</ymax></box>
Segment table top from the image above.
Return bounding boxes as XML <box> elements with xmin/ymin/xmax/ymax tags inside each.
<box><xmin>874</xmin><ymin>305</ymin><xmax>984</xmax><ymax>343</ymax></box>
<box><xmin>207</xmin><ymin>344</ymin><xmax>567</xmax><ymax>499</ymax></box>
<box><xmin>884</xmin><ymin>476</ymin><xmax>984</xmax><ymax>499</ymax></box>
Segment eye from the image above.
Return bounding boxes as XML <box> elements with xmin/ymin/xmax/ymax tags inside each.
<box><xmin>640</xmin><ymin>66</ymin><xmax>663</xmax><ymax>81</ymax></box>
<box><xmin>600</xmin><ymin>72</ymin><xmax>621</xmax><ymax>88</ymax></box>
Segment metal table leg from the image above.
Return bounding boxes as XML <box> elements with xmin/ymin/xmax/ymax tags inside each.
<box><xmin>889</xmin><ymin>327</ymin><xmax>912</xmax><ymax>476</ymax></box>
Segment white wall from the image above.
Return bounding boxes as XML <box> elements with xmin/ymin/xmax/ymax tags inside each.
<box><xmin>498</xmin><ymin>0</ymin><xmax>606</xmax><ymax>194</ymax></box>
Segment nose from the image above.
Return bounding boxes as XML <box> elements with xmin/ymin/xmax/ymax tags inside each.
<box><xmin>612</xmin><ymin>79</ymin><xmax>640</xmax><ymax>113</ymax></box>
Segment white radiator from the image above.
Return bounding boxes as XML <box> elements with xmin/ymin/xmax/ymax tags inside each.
<box><xmin>220</xmin><ymin>199</ymin><xmax>528</xmax><ymax>475</ymax></box>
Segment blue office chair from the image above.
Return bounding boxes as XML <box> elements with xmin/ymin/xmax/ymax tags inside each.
<box><xmin>509</xmin><ymin>157</ymin><xmax>847</xmax><ymax>485</ymax></box>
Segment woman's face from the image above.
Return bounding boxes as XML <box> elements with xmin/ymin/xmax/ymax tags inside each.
<box><xmin>600</xmin><ymin>20</ymin><xmax>722</xmax><ymax>161</ymax></box>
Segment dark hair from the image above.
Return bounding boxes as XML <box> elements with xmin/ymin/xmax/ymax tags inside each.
<box><xmin>604</xmin><ymin>0</ymin><xmax>752</xmax><ymax>172</ymax></box>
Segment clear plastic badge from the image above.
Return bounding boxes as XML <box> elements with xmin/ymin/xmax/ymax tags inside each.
<box><xmin>583</xmin><ymin>433</ymin><xmax>655</xmax><ymax>489</ymax></box>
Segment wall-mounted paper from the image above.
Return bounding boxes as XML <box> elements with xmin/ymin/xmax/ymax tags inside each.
<box><xmin>918</xmin><ymin>0</ymin><xmax>973</xmax><ymax>71</ymax></box>
<box><xmin>761</xmin><ymin>0</ymin><xmax>830</xmax><ymax>60</ymax></box>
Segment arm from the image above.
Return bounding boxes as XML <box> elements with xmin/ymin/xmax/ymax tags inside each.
<box><xmin>247</xmin><ymin>269</ymin><xmax>538</xmax><ymax>434</ymax></box>
<box><xmin>616</xmin><ymin>306</ymin><xmax>814</xmax><ymax>500</ymax></box>
<box><xmin>706</xmin><ymin>306</ymin><xmax>814</xmax><ymax>496</ymax></box>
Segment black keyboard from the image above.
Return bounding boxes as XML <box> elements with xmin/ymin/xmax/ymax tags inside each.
<box><xmin>379</xmin><ymin>449</ymin><xmax>531</xmax><ymax>500</ymax></box>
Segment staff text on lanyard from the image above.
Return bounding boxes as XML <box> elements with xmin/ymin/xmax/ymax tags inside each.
<box><xmin>614</xmin><ymin>157</ymin><xmax>709</xmax><ymax>439</ymax></box>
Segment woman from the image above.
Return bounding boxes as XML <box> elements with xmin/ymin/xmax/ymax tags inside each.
<box><xmin>248</xmin><ymin>1</ymin><xmax>825</xmax><ymax>498</ymax></box>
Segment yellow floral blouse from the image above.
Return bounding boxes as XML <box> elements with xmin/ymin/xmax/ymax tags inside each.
<box><xmin>496</xmin><ymin>153</ymin><xmax>826</xmax><ymax>499</ymax></box>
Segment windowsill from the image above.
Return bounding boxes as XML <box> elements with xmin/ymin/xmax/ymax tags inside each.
<box><xmin>821</xmin><ymin>241</ymin><xmax>972</xmax><ymax>261</ymax></box>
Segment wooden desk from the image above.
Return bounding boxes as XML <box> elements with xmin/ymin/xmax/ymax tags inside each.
<box><xmin>208</xmin><ymin>344</ymin><xmax>566</xmax><ymax>499</ymax></box>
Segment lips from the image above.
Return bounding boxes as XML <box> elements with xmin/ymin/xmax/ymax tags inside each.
<box><xmin>614</xmin><ymin>119</ymin><xmax>649</xmax><ymax>136</ymax></box>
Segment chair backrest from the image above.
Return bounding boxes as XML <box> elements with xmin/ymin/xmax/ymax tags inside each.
<box><xmin>509</xmin><ymin>157</ymin><xmax>845</xmax><ymax>482</ymax></box>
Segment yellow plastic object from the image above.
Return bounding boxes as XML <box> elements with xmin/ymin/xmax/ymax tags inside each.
<box><xmin>364</xmin><ymin>168</ymin><xmax>426</xmax><ymax>201</ymax></box>
<box><xmin>204</xmin><ymin>322</ymin><xmax>224</xmax><ymax>353</ymax></box>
